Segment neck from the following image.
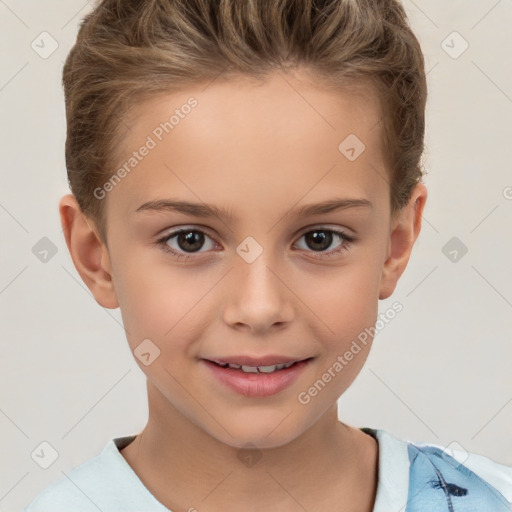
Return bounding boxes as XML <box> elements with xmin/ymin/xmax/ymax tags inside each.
<box><xmin>120</xmin><ymin>380</ymin><xmax>378</xmax><ymax>512</ymax></box>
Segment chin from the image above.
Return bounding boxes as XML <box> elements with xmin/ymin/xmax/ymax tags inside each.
<box><xmin>208</xmin><ymin>413</ymin><xmax>305</xmax><ymax>450</ymax></box>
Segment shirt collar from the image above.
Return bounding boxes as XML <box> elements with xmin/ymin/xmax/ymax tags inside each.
<box><xmin>109</xmin><ymin>428</ymin><xmax>411</xmax><ymax>512</ymax></box>
<box><xmin>362</xmin><ymin>428</ymin><xmax>411</xmax><ymax>512</ymax></box>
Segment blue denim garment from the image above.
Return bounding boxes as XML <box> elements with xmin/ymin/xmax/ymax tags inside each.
<box><xmin>405</xmin><ymin>443</ymin><xmax>511</xmax><ymax>511</ymax></box>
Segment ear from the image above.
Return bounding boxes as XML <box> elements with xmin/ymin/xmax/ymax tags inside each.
<box><xmin>59</xmin><ymin>194</ymin><xmax>119</xmax><ymax>309</ymax></box>
<box><xmin>379</xmin><ymin>183</ymin><xmax>427</xmax><ymax>300</ymax></box>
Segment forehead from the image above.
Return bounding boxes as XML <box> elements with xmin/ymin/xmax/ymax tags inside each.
<box><xmin>106</xmin><ymin>69</ymin><xmax>388</xmax><ymax>222</ymax></box>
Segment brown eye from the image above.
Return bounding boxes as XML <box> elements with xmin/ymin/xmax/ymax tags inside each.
<box><xmin>303</xmin><ymin>230</ymin><xmax>334</xmax><ymax>252</ymax></box>
<box><xmin>175</xmin><ymin>231</ymin><xmax>206</xmax><ymax>253</ymax></box>
<box><xmin>294</xmin><ymin>228</ymin><xmax>355</xmax><ymax>258</ymax></box>
<box><xmin>156</xmin><ymin>228</ymin><xmax>217</xmax><ymax>260</ymax></box>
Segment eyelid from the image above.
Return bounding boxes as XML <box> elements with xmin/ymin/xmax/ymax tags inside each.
<box><xmin>157</xmin><ymin>224</ymin><xmax>219</xmax><ymax>242</ymax></box>
<box><xmin>295</xmin><ymin>223</ymin><xmax>355</xmax><ymax>238</ymax></box>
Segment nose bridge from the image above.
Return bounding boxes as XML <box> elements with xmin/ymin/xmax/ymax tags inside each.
<box><xmin>239</xmin><ymin>248</ymin><xmax>278</xmax><ymax>294</ymax></box>
<box><xmin>222</xmin><ymin>239</ymin><xmax>293</xmax><ymax>330</ymax></box>
<box><xmin>236</xmin><ymin>242</ymin><xmax>283</xmax><ymax>303</ymax></box>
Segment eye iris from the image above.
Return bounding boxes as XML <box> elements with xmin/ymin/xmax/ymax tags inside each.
<box><xmin>306</xmin><ymin>231</ymin><xmax>332</xmax><ymax>251</ymax></box>
<box><xmin>177</xmin><ymin>231</ymin><xmax>204</xmax><ymax>252</ymax></box>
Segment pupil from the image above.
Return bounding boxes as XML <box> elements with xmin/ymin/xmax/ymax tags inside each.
<box><xmin>306</xmin><ymin>231</ymin><xmax>332</xmax><ymax>251</ymax></box>
<box><xmin>178</xmin><ymin>231</ymin><xmax>204</xmax><ymax>252</ymax></box>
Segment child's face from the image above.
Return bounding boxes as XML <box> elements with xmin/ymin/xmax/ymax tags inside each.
<box><xmin>73</xmin><ymin>69</ymin><xmax>425</xmax><ymax>448</ymax></box>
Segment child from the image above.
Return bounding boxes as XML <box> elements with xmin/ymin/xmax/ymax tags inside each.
<box><xmin>25</xmin><ymin>0</ymin><xmax>511</xmax><ymax>510</ymax></box>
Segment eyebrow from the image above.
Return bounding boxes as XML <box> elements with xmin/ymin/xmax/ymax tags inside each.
<box><xmin>134</xmin><ymin>197</ymin><xmax>372</xmax><ymax>221</ymax></box>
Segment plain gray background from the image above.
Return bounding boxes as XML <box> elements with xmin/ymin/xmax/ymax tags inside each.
<box><xmin>1</xmin><ymin>1</ymin><xmax>511</xmax><ymax>510</ymax></box>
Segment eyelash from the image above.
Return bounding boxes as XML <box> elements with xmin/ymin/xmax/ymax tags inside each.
<box><xmin>155</xmin><ymin>226</ymin><xmax>356</xmax><ymax>262</ymax></box>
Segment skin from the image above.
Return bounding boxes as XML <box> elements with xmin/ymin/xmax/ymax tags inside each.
<box><xmin>60</xmin><ymin>68</ymin><xmax>427</xmax><ymax>512</ymax></box>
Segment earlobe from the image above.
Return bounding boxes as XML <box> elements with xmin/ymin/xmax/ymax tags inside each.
<box><xmin>59</xmin><ymin>194</ymin><xmax>119</xmax><ymax>309</ymax></box>
<box><xmin>379</xmin><ymin>183</ymin><xmax>427</xmax><ymax>300</ymax></box>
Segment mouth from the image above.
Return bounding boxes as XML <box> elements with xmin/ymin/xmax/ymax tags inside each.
<box><xmin>206</xmin><ymin>357</ymin><xmax>314</xmax><ymax>374</ymax></box>
<box><xmin>201</xmin><ymin>357</ymin><xmax>315</xmax><ymax>397</ymax></box>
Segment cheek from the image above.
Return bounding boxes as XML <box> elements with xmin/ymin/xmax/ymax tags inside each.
<box><xmin>109</xmin><ymin>250</ymin><xmax>171</xmax><ymax>344</ymax></box>
<box><xmin>112</xmin><ymin>252</ymin><xmax>212</xmax><ymax>354</ymax></box>
<box><xmin>300</xmin><ymin>269</ymin><xmax>380</xmax><ymax>400</ymax></box>
<box><xmin>296</xmin><ymin>254</ymin><xmax>382</xmax><ymax>336</ymax></box>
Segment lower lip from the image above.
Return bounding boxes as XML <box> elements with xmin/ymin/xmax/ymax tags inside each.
<box><xmin>202</xmin><ymin>359</ymin><xmax>312</xmax><ymax>398</ymax></box>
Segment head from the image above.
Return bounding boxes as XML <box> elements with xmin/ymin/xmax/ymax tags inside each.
<box><xmin>60</xmin><ymin>0</ymin><xmax>427</xmax><ymax>449</ymax></box>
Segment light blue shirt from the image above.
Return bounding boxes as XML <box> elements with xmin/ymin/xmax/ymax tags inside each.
<box><xmin>24</xmin><ymin>428</ymin><xmax>512</xmax><ymax>511</ymax></box>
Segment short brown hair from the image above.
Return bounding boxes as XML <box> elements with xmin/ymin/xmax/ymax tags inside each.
<box><xmin>62</xmin><ymin>0</ymin><xmax>427</xmax><ymax>243</ymax></box>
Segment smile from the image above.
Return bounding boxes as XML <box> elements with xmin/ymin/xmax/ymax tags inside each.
<box><xmin>202</xmin><ymin>358</ymin><xmax>314</xmax><ymax>397</ymax></box>
<box><xmin>211</xmin><ymin>360</ymin><xmax>299</xmax><ymax>373</ymax></box>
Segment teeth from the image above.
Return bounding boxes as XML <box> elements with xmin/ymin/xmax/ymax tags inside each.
<box><xmin>241</xmin><ymin>365</ymin><xmax>260</xmax><ymax>373</ymax></box>
<box><xmin>220</xmin><ymin>361</ymin><xmax>297</xmax><ymax>373</ymax></box>
<box><xmin>258</xmin><ymin>365</ymin><xmax>281</xmax><ymax>373</ymax></box>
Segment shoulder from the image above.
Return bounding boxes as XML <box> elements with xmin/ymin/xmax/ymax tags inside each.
<box><xmin>367</xmin><ymin>428</ymin><xmax>511</xmax><ymax>512</ymax></box>
<box><xmin>24</xmin><ymin>435</ymin><xmax>151</xmax><ymax>512</ymax></box>
<box><xmin>405</xmin><ymin>436</ymin><xmax>511</xmax><ymax>511</ymax></box>
<box><xmin>24</xmin><ymin>454</ymin><xmax>107</xmax><ymax>511</ymax></box>
<box><xmin>24</xmin><ymin>476</ymin><xmax>92</xmax><ymax>511</ymax></box>
<box><xmin>24</xmin><ymin>440</ymin><xmax>116</xmax><ymax>512</ymax></box>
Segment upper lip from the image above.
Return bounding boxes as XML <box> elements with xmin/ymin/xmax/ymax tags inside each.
<box><xmin>205</xmin><ymin>355</ymin><xmax>312</xmax><ymax>367</ymax></box>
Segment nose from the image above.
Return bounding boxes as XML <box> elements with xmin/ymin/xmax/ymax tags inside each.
<box><xmin>222</xmin><ymin>251</ymin><xmax>294</xmax><ymax>333</ymax></box>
